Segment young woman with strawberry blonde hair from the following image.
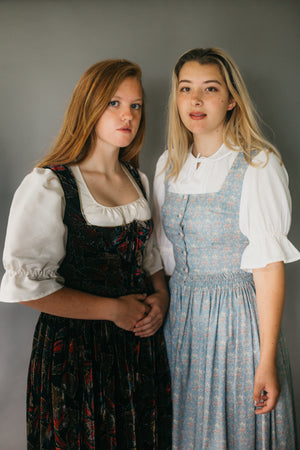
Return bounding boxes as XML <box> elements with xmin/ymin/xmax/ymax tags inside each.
<box><xmin>1</xmin><ymin>59</ymin><xmax>172</xmax><ymax>449</ymax></box>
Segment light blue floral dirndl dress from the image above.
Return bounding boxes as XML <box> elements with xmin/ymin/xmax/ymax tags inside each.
<box><xmin>161</xmin><ymin>153</ymin><xmax>297</xmax><ymax>449</ymax></box>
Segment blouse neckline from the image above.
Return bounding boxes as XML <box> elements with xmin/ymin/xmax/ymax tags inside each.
<box><xmin>190</xmin><ymin>143</ymin><xmax>233</xmax><ymax>164</ymax></box>
<box><xmin>70</xmin><ymin>163</ymin><xmax>145</xmax><ymax>210</ymax></box>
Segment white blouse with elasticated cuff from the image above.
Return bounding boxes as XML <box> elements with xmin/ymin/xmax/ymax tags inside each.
<box><xmin>0</xmin><ymin>165</ymin><xmax>163</xmax><ymax>303</ymax></box>
<box><xmin>153</xmin><ymin>144</ymin><xmax>300</xmax><ymax>276</ymax></box>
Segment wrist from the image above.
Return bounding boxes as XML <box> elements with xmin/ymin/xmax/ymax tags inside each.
<box><xmin>104</xmin><ymin>297</ymin><xmax>120</xmax><ymax>322</ymax></box>
<box><xmin>258</xmin><ymin>355</ymin><xmax>277</xmax><ymax>369</ymax></box>
<box><xmin>155</xmin><ymin>287</ymin><xmax>169</xmax><ymax>296</ymax></box>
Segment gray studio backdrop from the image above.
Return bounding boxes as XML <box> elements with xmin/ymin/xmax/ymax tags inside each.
<box><xmin>1</xmin><ymin>1</ymin><xmax>299</xmax><ymax>447</ymax></box>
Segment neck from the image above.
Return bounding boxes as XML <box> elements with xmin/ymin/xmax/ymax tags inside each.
<box><xmin>192</xmin><ymin>132</ymin><xmax>224</xmax><ymax>158</ymax></box>
<box><xmin>80</xmin><ymin>144</ymin><xmax>122</xmax><ymax>174</ymax></box>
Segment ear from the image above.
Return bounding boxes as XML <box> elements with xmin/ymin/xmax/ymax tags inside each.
<box><xmin>227</xmin><ymin>97</ymin><xmax>236</xmax><ymax>111</ymax></box>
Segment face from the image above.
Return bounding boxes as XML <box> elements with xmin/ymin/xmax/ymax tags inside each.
<box><xmin>94</xmin><ymin>76</ymin><xmax>143</xmax><ymax>151</ymax></box>
<box><xmin>176</xmin><ymin>62</ymin><xmax>236</xmax><ymax>138</ymax></box>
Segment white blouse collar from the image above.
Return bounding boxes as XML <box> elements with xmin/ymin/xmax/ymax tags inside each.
<box><xmin>178</xmin><ymin>143</ymin><xmax>232</xmax><ymax>183</ymax></box>
<box><xmin>190</xmin><ymin>143</ymin><xmax>232</xmax><ymax>163</ymax></box>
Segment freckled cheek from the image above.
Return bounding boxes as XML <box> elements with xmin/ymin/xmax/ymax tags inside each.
<box><xmin>136</xmin><ymin>112</ymin><xmax>142</xmax><ymax>124</ymax></box>
<box><xmin>176</xmin><ymin>101</ymin><xmax>186</xmax><ymax>118</ymax></box>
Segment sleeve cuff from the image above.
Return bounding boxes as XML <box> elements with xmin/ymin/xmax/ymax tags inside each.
<box><xmin>241</xmin><ymin>234</ymin><xmax>300</xmax><ymax>271</ymax></box>
<box><xmin>0</xmin><ymin>270</ymin><xmax>64</xmax><ymax>302</ymax></box>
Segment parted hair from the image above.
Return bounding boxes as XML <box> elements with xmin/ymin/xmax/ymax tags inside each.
<box><xmin>166</xmin><ymin>47</ymin><xmax>281</xmax><ymax>179</ymax></box>
<box><xmin>36</xmin><ymin>59</ymin><xmax>145</xmax><ymax>169</ymax></box>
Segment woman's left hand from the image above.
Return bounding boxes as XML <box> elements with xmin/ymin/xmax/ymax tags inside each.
<box><xmin>253</xmin><ymin>362</ymin><xmax>280</xmax><ymax>414</ymax></box>
<box><xmin>133</xmin><ymin>289</ymin><xmax>169</xmax><ymax>337</ymax></box>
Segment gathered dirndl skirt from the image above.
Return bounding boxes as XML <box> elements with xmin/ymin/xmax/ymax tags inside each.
<box><xmin>164</xmin><ymin>270</ymin><xmax>297</xmax><ymax>449</ymax></box>
<box><xmin>27</xmin><ymin>313</ymin><xmax>172</xmax><ymax>449</ymax></box>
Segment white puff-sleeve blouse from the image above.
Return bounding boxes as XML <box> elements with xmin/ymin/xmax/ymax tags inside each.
<box><xmin>0</xmin><ymin>165</ymin><xmax>163</xmax><ymax>302</ymax></box>
<box><xmin>153</xmin><ymin>144</ymin><xmax>300</xmax><ymax>276</ymax></box>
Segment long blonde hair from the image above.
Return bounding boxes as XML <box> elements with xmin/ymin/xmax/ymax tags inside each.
<box><xmin>166</xmin><ymin>47</ymin><xmax>281</xmax><ymax>179</ymax></box>
<box><xmin>36</xmin><ymin>59</ymin><xmax>145</xmax><ymax>168</ymax></box>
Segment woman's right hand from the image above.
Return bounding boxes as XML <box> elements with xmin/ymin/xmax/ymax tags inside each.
<box><xmin>253</xmin><ymin>362</ymin><xmax>280</xmax><ymax>414</ymax></box>
<box><xmin>112</xmin><ymin>293</ymin><xmax>150</xmax><ymax>331</ymax></box>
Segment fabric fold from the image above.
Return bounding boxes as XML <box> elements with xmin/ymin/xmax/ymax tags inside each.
<box><xmin>241</xmin><ymin>234</ymin><xmax>300</xmax><ymax>271</ymax></box>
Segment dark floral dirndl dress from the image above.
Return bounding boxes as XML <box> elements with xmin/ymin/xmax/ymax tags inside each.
<box><xmin>26</xmin><ymin>163</ymin><xmax>172</xmax><ymax>449</ymax></box>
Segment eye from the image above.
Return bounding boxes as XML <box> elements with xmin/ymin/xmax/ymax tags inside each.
<box><xmin>206</xmin><ymin>86</ymin><xmax>218</xmax><ymax>92</ymax></box>
<box><xmin>179</xmin><ymin>86</ymin><xmax>190</xmax><ymax>92</ymax></box>
<box><xmin>109</xmin><ymin>100</ymin><xmax>119</xmax><ymax>107</ymax></box>
<box><xmin>131</xmin><ymin>103</ymin><xmax>142</xmax><ymax>110</ymax></box>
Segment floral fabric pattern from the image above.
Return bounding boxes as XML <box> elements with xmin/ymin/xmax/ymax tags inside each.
<box><xmin>162</xmin><ymin>153</ymin><xmax>296</xmax><ymax>449</ymax></box>
<box><xmin>27</xmin><ymin>163</ymin><xmax>172</xmax><ymax>449</ymax></box>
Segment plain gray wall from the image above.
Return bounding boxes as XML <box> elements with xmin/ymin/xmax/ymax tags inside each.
<box><xmin>0</xmin><ymin>1</ymin><xmax>299</xmax><ymax>447</ymax></box>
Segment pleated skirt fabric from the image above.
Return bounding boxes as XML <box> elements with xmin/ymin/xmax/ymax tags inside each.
<box><xmin>164</xmin><ymin>271</ymin><xmax>297</xmax><ymax>449</ymax></box>
<box><xmin>27</xmin><ymin>313</ymin><xmax>172</xmax><ymax>449</ymax></box>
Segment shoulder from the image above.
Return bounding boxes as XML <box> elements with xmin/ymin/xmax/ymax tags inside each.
<box><xmin>241</xmin><ymin>150</ymin><xmax>291</xmax><ymax>214</ymax></box>
<box><xmin>122</xmin><ymin>162</ymin><xmax>149</xmax><ymax>185</ymax></box>
<box><xmin>137</xmin><ymin>169</ymin><xmax>150</xmax><ymax>193</ymax></box>
<box><xmin>13</xmin><ymin>168</ymin><xmax>65</xmax><ymax>206</ymax></box>
<box><xmin>153</xmin><ymin>150</ymin><xmax>169</xmax><ymax>185</ymax></box>
<box><xmin>246</xmin><ymin>151</ymin><xmax>288</xmax><ymax>185</ymax></box>
<box><xmin>121</xmin><ymin>162</ymin><xmax>150</xmax><ymax>199</ymax></box>
<box><xmin>5</xmin><ymin>168</ymin><xmax>66</xmax><ymax>243</ymax></box>
<box><xmin>121</xmin><ymin>161</ymin><xmax>142</xmax><ymax>181</ymax></box>
<box><xmin>155</xmin><ymin>150</ymin><xmax>169</xmax><ymax>172</ymax></box>
<box><xmin>18</xmin><ymin>167</ymin><xmax>64</xmax><ymax>191</ymax></box>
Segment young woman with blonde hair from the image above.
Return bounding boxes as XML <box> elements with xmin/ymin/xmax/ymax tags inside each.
<box><xmin>0</xmin><ymin>59</ymin><xmax>172</xmax><ymax>449</ymax></box>
<box><xmin>153</xmin><ymin>47</ymin><xmax>298</xmax><ymax>448</ymax></box>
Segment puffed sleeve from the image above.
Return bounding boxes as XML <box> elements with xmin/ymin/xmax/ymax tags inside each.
<box><xmin>138</xmin><ymin>170</ymin><xmax>163</xmax><ymax>275</ymax></box>
<box><xmin>240</xmin><ymin>151</ymin><xmax>300</xmax><ymax>271</ymax></box>
<box><xmin>0</xmin><ymin>168</ymin><xmax>67</xmax><ymax>302</ymax></box>
<box><xmin>153</xmin><ymin>151</ymin><xmax>176</xmax><ymax>276</ymax></box>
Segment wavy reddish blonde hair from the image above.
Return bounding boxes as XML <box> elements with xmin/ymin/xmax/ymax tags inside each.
<box><xmin>37</xmin><ymin>59</ymin><xmax>145</xmax><ymax>168</ymax></box>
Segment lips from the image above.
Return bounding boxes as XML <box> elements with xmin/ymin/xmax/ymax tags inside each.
<box><xmin>118</xmin><ymin>127</ymin><xmax>132</xmax><ymax>133</ymax></box>
<box><xmin>189</xmin><ymin>112</ymin><xmax>206</xmax><ymax>120</ymax></box>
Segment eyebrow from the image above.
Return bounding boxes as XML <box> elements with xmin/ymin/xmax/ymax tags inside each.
<box><xmin>178</xmin><ymin>79</ymin><xmax>222</xmax><ymax>85</ymax></box>
<box><xmin>112</xmin><ymin>95</ymin><xmax>143</xmax><ymax>102</ymax></box>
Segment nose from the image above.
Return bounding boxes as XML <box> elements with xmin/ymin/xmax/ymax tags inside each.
<box><xmin>121</xmin><ymin>106</ymin><xmax>133</xmax><ymax>121</ymax></box>
<box><xmin>191</xmin><ymin>91</ymin><xmax>203</xmax><ymax>106</ymax></box>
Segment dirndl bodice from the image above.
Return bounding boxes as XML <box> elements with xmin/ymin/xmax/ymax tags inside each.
<box><xmin>161</xmin><ymin>152</ymin><xmax>296</xmax><ymax>449</ymax></box>
<box><xmin>161</xmin><ymin>152</ymin><xmax>250</xmax><ymax>277</ymax></box>
<box><xmin>26</xmin><ymin>163</ymin><xmax>172</xmax><ymax>450</ymax></box>
<box><xmin>55</xmin><ymin>163</ymin><xmax>153</xmax><ymax>297</ymax></box>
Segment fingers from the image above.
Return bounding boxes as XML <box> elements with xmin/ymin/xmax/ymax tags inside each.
<box><xmin>135</xmin><ymin>293</ymin><xmax>147</xmax><ymax>301</ymax></box>
<box><xmin>133</xmin><ymin>303</ymin><xmax>150</xmax><ymax>325</ymax></box>
<box><xmin>253</xmin><ymin>390</ymin><xmax>268</xmax><ymax>414</ymax></box>
<box><xmin>134</xmin><ymin>323</ymin><xmax>161</xmax><ymax>337</ymax></box>
<box><xmin>133</xmin><ymin>312</ymin><xmax>163</xmax><ymax>337</ymax></box>
<box><xmin>253</xmin><ymin>381</ymin><xmax>264</xmax><ymax>404</ymax></box>
<box><xmin>253</xmin><ymin>364</ymin><xmax>281</xmax><ymax>414</ymax></box>
<box><xmin>117</xmin><ymin>293</ymin><xmax>165</xmax><ymax>335</ymax></box>
<box><xmin>253</xmin><ymin>388</ymin><xmax>280</xmax><ymax>415</ymax></box>
<box><xmin>254</xmin><ymin>398</ymin><xmax>277</xmax><ymax>414</ymax></box>
<box><xmin>114</xmin><ymin>294</ymin><xmax>150</xmax><ymax>331</ymax></box>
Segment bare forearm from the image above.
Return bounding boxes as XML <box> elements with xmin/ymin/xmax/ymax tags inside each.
<box><xmin>20</xmin><ymin>286</ymin><xmax>151</xmax><ymax>332</ymax></box>
<box><xmin>253</xmin><ymin>261</ymin><xmax>285</xmax><ymax>364</ymax></box>
<box><xmin>151</xmin><ymin>269</ymin><xmax>169</xmax><ymax>296</ymax></box>
<box><xmin>19</xmin><ymin>287</ymin><xmax>119</xmax><ymax>321</ymax></box>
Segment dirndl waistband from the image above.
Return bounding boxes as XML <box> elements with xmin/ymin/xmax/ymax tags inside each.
<box><xmin>171</xmin><ymin>269</ymin><xmax>254</xmax><ymax>289</ymax></box>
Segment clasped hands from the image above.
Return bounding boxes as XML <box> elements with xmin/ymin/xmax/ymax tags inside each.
<box><xmin>113</xmin><ymin>290</ymin><xmax>169</xmax><ymax>337</ymax></box>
